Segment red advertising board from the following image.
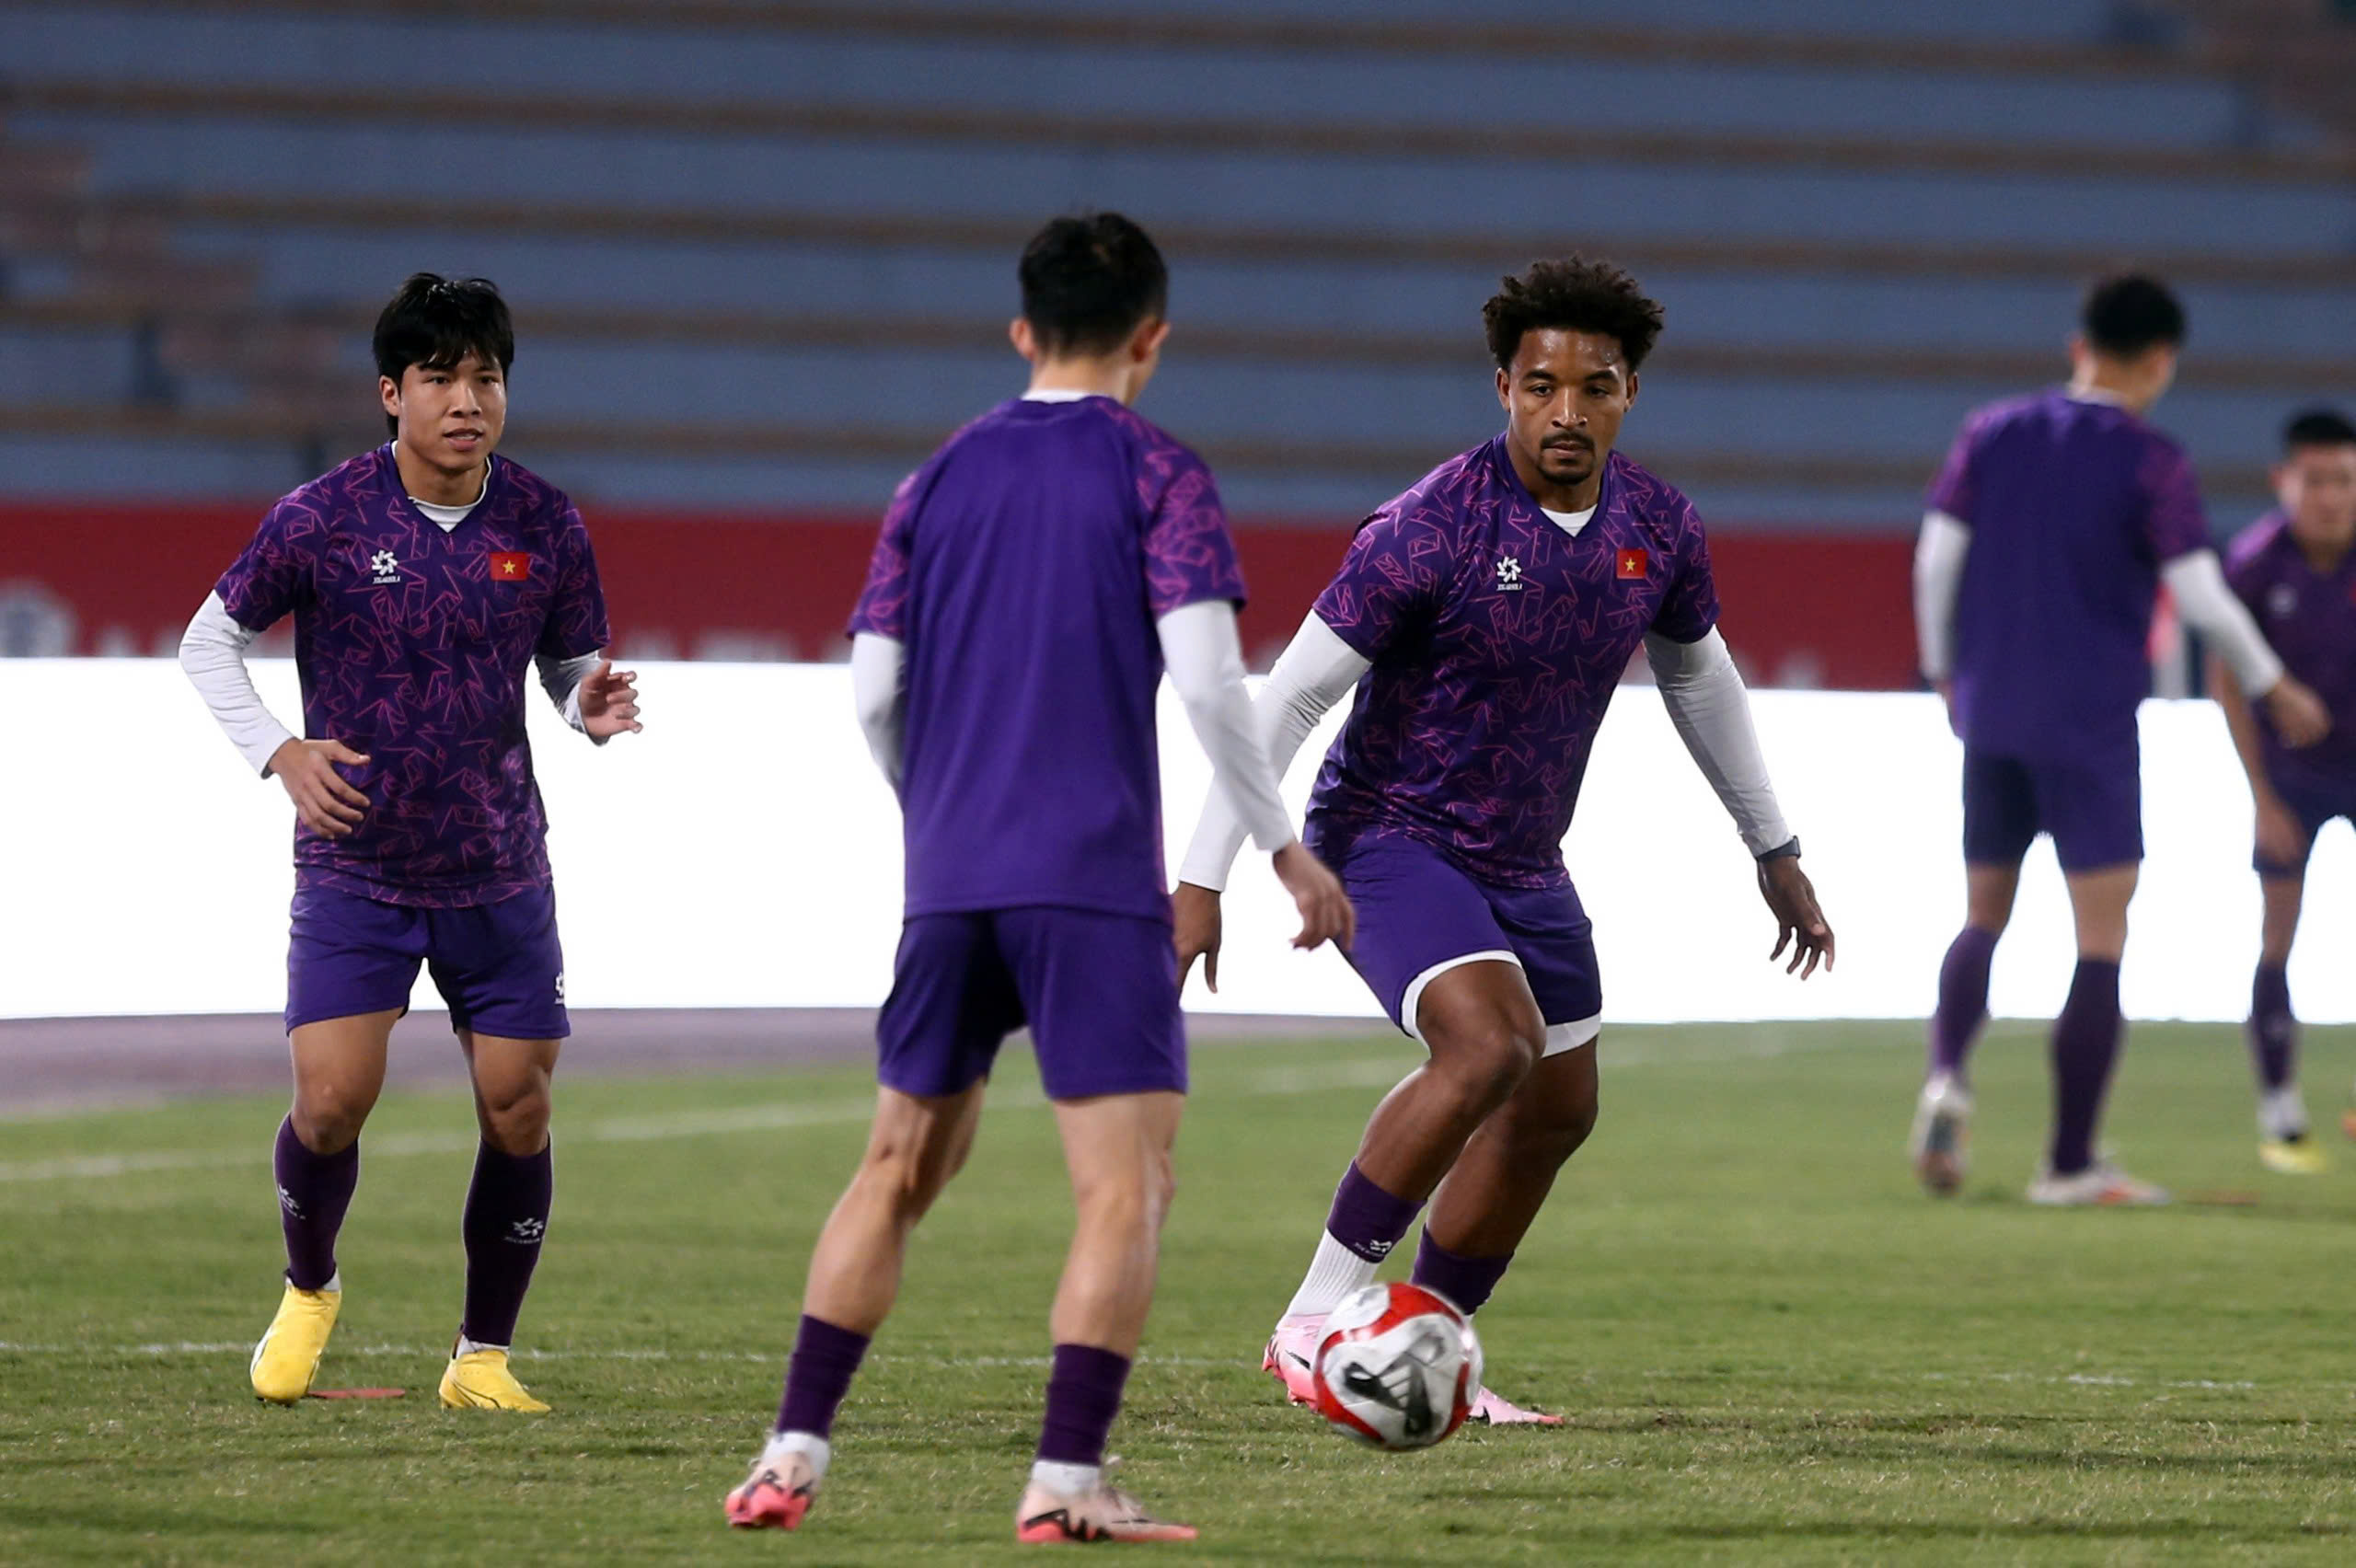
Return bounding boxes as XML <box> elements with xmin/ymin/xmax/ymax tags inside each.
<box><xmin>0</xmin><ymin>502</ymin><xmax>1918</xmax><ymax>688</ymax></box>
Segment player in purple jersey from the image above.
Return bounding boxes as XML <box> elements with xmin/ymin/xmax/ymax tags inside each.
<box><xmin>1173</xmin><ymin>258</ymin><xmax>1834</xmax><ymax>1423</ymax></box>
<box><xmin>179</xmin><ymin>275</ymin><xmax>641</xmax><ymax>1411</ymax></box>
<box><xmin>1910</xmin><ymin>275</ymin><xmax>2328</xmax><ymax>1205</ymax></box>
<box><xmin>723</xmin><ymin>215</ymin><xmax>1349</xmax><ymax>1544</ymax></box>
<box><xmin>2213</xmin><ymin>409</ymin><xmax>2356</xmax><ymax>1171</ymax></box>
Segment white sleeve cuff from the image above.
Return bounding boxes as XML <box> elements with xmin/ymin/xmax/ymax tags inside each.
<box><xmin>1175</xmin><ymin>611</ymin><xmax>1370</xmax><ymax>891</ymax></box>
<box><xmin>178</xmin><ymin>591</ymin><xmax>295</xmax><ymax>777</ymax></box>
<box><xmin>1644</xmin><ymin>628</ymin><xmax>1792</xmax><ymax>857</ymax></box>
<box><xmin>1913</xmin><ymin>510</ymin><xmax>1970</xmax><ymax>682</ymax></box>
<box><xmin>2162</xmin><ymin>549</ymin><xmax>2284</xmax><ymax>697</ymax></box>
<box><xmin>536</xmin><ymin>651</ymin><xmax>606</xmax><ymax>741</ymax></box>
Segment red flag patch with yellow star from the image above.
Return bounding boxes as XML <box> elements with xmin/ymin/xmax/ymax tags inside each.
<box><xmin>491</xmin><ymin>551</ymin><xmax>533</xmax><ymax>582</ymax></box>
<box><xmin>1616</xmin><ymin>548</ymin><xmax>1648</xmax><ymax>580</ymax></box>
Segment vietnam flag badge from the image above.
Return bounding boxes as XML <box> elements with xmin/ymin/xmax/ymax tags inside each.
<box><xmin>491</xmin><ymin>551</ymin><xmax>533</xmax><ymax>582</ymax></box>
<box><xmin>1615</xmin><ymin>547</ymin><xmax>1649</xmax><ymax>580</ymax></box>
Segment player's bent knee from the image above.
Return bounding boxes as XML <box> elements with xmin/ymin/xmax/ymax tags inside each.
<box><xmin>480</xmin><ymin>1092</ymin><xmax>552</xmax><ymax>1155</ymax></box>
<box><xmin>1427</xmin><ymin>1019</ymin><xmax>1544</xmax><ymax>1114</ymax></box>
<box><xmin>293</xmin><ymin>1084</ymin><xmax>375</xmax><ymax>1150</ymax></box>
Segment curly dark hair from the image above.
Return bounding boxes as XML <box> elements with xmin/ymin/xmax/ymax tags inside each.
<box><xmin>1483</xmin><ymin>257</ymin><xmax>1665</xmax><ymax>373</ymax></box>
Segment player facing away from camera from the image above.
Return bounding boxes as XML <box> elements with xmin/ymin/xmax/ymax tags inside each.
<box><xmin>179</xmin><ymin>274</ymin><xmax>641</xmax><ymax>1410</ymax></box>
<box><xmin>1910</xmin><ymin>274</ymin><xmax>2328</xmax><ymax>1205</ymax></box>
<box><xmin>2214</xmin><ymin>409</ymin><xmax>2356</xmax><ymax>1171</ymax></box>
<box><xmin>1173</xmin><ymin>258</ymin><xmax>1833</xmax><ymax>1422</ymax></box>
<box><xmin>723</xmin><ymin>214</ymin><xmax>1350</xmax><ymax>1543</ymax></box>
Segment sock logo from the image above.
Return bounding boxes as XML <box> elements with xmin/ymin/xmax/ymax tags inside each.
<box><xmin>506</xmin><ymin>1217</ymin><xmax>546</xmax><ymax>1244</ymax></box>
<box><xmin>1357</xmin><ymin>1238</ymin><xmax>1395</xmax><ymax>1261</ymax></box>
<box><xmin>277</xmin><ymin>1183</ymin><xmax>305</xmax><ymax>1219</ymax></box>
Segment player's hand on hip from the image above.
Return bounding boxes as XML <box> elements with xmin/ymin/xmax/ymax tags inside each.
<box><xmin>269</xmin><ymin>738</ymin><xmax>371</xmax><ymax>838</ymax></box>
<box><xmin>1273</xmin><ymin>842</ymin><xmax>1354</xmax><ymax>954</ymax></box>
<box><xmin>1758</xmin><ymin>857</ymin><xmax>1833</xmax><ymax>979</ymax></box>
<box><xmin>579</xmin><ymin>660</ymin><xmax>644</xmax><ymax>738</ymax></box>
<box><xmin>1172</xmin><ymin>882</ymin><xmax>1224</xmax><ymax>992</ymax></box>
<box><xmin>2263</xmin><ymin>676</ymin><xmax>2330</xmax><ymax>749</ymax></box>
<box><xmin>2255</xmin><ymin>794</ymin><xmax>2308</xmax><ymax>870</ymax></box>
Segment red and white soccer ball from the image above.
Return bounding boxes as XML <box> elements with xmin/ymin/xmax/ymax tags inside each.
<box><xmin>1311</xmin><ymin>1282</ymin><xmax>1483</xmax><ymax>1450</ymax></box>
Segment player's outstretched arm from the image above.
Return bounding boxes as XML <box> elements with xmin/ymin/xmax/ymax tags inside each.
<box><xmin>2209</xmin><ymin>651</ymin><xmax>2309</xmax><ymax>868</ymax></box>
<box><xmin>1162</xmin><ymin>605</ymin><xmax>1359</xmax><ymax>986</ymax></box>
<box><xmin>1645</xmin><ymin>627</ymin><xmax>1831</xmax><ymax>977</ymax></box>
<box><xmin>2163</xmin><ymin>549</ymin><xmax>2329</xmax><ymax>747</ymax></box>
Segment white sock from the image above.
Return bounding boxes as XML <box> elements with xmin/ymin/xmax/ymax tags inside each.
<box><xmin>1029</xmin><ymin>1459</ymin><xmax>1100</xmax><ymax>1496</ymax></box>
<box><xmin>1282</xmin><ymin>1230</ymin><xmax>1380</xmax><ymax>1320</ymax></box>
<box><xmin>2260</xmin><ymin>1086</ymin><xmax>2309</xmax><ymax>1141</ymax></box>
<box><xmin>762</xmin><ymin>1429</ymin><xmax>831</xmax><ymax>1482</ymax></box>
<box><xmin>454</xmin><ymin>1334</ymin><xmax>507</xmax><ymax>1358</ymax></box>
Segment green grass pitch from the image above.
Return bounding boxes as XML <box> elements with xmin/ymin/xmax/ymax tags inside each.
<box><xmin>6</xmin><ymin>1020</ymin><xmax>2356</xmax><ymax>1564</ymax></box>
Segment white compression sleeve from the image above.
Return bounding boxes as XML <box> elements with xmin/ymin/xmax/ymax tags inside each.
<box><xmin>2162</xmin><ymin>548</ymin><xmax>2285</xmax><ymax>697</ymax></box>
<box><xmin>1158</xmin><ymin>599</ymin><xmax>1298</xmax><ymax>861</ymax></box>
<box><xmin>535</xmin><ymin>651</ymin><xmax>605</xmax><ymax>739</ymax></box>
<box><xmin>1175</xmin><ymin>611</ymin><xmax>1371</xmax><ymax>892</ymax></box>
<box><xmin>1913</xmin><ymin>509</ymin><xmax>1971</xmax><ymax>681</ymax></box>
<box><xmin>849</xmin><ymin>633</ymin><xmax>907</xmax><ymax>787</ymax></box>
<box><xmin>1645</xmin><ymin>628</ymin><xmax>1794</xmax><ymax>857</ymax></box>
<box><xmin>178</xmin><ymin>591</ymin><xmax>295</xmax><ymax>777</ymax></box>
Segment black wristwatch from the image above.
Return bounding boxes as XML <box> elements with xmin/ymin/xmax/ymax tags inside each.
<box><xmin>1757</xmin><ymin>836</ymin><xmax>1802</xmax><ymax>861</ymax></box>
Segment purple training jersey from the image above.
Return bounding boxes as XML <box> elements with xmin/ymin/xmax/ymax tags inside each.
<box><xmin>849</xmin><ymin>395</ymin><xmax>1247</xmax><ymax>923</ymax></box>
<box><xmin>214</xmin><ymin>445</ymin><xmax>610</xmax><ymax>906</ymax></box>
<box><xmin>1304</xmin><ymin>437</ymin><xmax>1718</xmax><ymax>889</ymax></box>
<box><xmin>1929</xmin><ymin>387</ymin><xmax>2210</xmax><ymax>760</ymax></box>
<box><xmin>2224</xmin><ymin>510</ymin><xmax>2356</xmax><ymax>790</ymax></box>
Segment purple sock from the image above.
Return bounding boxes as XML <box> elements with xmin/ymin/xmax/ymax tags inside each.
<box><xmin>1035</xmin><ymin>1343</ymin><xmax>1132</xmax><ymax>1468</ymax></box>
<box><xmin>2248</xmin><ymin>963</ymin><xmax>2296</xmax><ymax>1094</ymax></box>
<box><xmin>2048</xmin><ymin>960</ymin><xmax>2122</xmax><ymax>1177</ymax></box>
<box><xmin>458</xmin><ymin>1139</ymin><xmax>553</xmax><ymax>1347</ymax></box>
<box><xmin>774</xmin><ymin>1314</ymin><xmax>872</xmax><ymax>1436</ymax></box>
<box><xmin>1929</xmin><ymin>925</ymin><xmax>1999</xmax><ymax>1079</ymax></box>
<box><xmin>1409</xmin><ymin>1229</ymin><xmax>1513</xmax><ymax>1317</ymax></box>
<box><xmin>274</xmin><ymin>1116</ymin><xmax>359</xmax><ymax>1292</ymax></box>
<box><xmin>1325</xmin><ymin>1161</ymin><xmax>1423</xmax><ymax>1263</ymax></box>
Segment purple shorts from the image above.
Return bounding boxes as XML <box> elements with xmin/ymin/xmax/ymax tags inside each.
<box><xmin>1961</xmin><ymin>744</ymin><xmax>2142</xmax><ymax>873</ymax></box>
<box><xmin>285</xmin><ymin>881</ymin><xmax>570</xmax><ymax>1039</ymax></box>
<box><xmin>1324</xmin><ymin>834</ymin><xmax>1601</xmax><ymax>1055</ymax></box>
<box><xmin>2256</xmin><ymin>770</ymin><xmax>2356</xmax><ymax>877</ymax></box>
<box><xmin>875</xmin><ymin>908</ymin><xmax>1184</xmax><ymax>1101</ymax></box>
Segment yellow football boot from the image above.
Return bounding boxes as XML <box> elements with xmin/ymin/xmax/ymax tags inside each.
<box><xmin>2260</xmin><ymin>1136</ymin><xmax>2327</xmax><ymax>1175</ymax></box>
<box><xmin>439</xmin><ymin>1346</ymin><xmax>550</xmax><ymax>1412</ymax></box>
<box><xmin>250</xmin><ymin>1278</ymin><xmax>341</xmax><ymax>1404</ymax></box>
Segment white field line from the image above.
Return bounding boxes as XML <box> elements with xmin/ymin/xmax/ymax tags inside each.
<box><xmin>0</xmin><ymin>1030</ymin><xmax>1865</xmax><ymax>1186</ymax></box>
<box><xmin>0</xmin><ymin>1340</ymin><xmax>2276</xmax><ymax>1394</ymax></box>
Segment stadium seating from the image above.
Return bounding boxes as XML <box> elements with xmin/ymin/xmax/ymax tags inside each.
<box><xmin>0</xmin><ymin>2</ymin><xmax>2348</xmax><ymax>531</ymax></box>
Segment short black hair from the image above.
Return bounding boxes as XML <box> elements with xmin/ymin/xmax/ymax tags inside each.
<box><xmin>373</xmin><ymin>273</ymin><xmax>514</xmax><ymax>434</ymax></box>
<box><xmin>2080</xmin><ymin>272</ymin><xmax>2186</xmax><ymax>358</ymax></box>
<box><xmin>1483</xmin><ymin>257</ymin><xmax>1665</xmax><ymax>373</ymax></box>
<box><xmin>2282</xmin><ymin>407</ymin><xmax>2356</xmax><ymax>455</ymax></box>
<box><xmin>1018</xmin><ymin>213</ymin><xmax>1168</xmax><ymax>357</ymax></box>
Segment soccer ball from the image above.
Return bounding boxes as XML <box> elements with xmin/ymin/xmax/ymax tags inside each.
<box><xmin>1311</xmin><ymin>1282</ymin><xmax>1483</xmax><ymax>1450</ymax></box>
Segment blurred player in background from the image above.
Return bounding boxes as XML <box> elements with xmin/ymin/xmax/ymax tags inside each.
<box><xmin>178</xmin><ymin>274</ymin><xmax>641</xmax><ymax>1410</ymax></box>
<box><xmin>722</xmin><ymin>214</ymin><xmax>1350</xmax><ymax>1543</ymax></box>
<box><xmin>1910</xmin><ymin>275</ymin><xmax>2328</xmax><ymax>1205</ymax></box>
<box><xmin>2214</xmin><ymin>409</ymin><xmax>2356</xmax><ymax>1171</ymax></box>
<box><xmin>1174</xmin><ymin>258</ymin><xmax>1831</xmax><ymax>1422</ymax></box>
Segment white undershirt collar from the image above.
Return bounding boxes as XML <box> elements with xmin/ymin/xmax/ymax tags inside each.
<box><xmin>1021</xmin><ymin>388</ymin><xmax>1102</xmax><ymax>403</ymax></box>
<box><xmin>1539</xmin><ymin>504</ymin><xmax>1600</xmax><ymax>536</ymax></box>
<box><xmin>393</xmin><ymin>443</ymin><xmax>490</xmax><ymax>532</ymax></box>
<box><xmin>2063</xmin><ymin>384</ymin><xmax>2131</xmax><ymax>409</ymax></box>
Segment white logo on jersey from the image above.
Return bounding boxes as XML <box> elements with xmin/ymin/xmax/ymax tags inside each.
<box><xmin>553</xmin><ymin>972</ymin><xmax>566</xmax><ymax>1004</ymax></box>
<box><xmin>1494</xmin><ymin>556</ymin><xmax>1524</xmax><ymax>592</ymax></box>
<box><xmin>370</xmin><ymin>548</ymin><xmax>400</xmax><ymax>585</ymax></box>
<box><xmin>2268</xmin><ymin>583</ymin><xmax>2298</xmax><ymax>620</ymax></box>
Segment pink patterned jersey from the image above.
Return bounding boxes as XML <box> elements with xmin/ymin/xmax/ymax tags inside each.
<box><xmin>849</xmin><ymin>395</ymin><xmax>1246</xmax><ymax>921</ymax></box>
<box><xmin>214</xmin><ymin>445</ymin><xmax>609</xmax><ymax>906</ymax></box>
<box><xmin>1306</xmin><ymin>437</ymin><xmax>1718</xmax><ymax>889</ymax></box>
